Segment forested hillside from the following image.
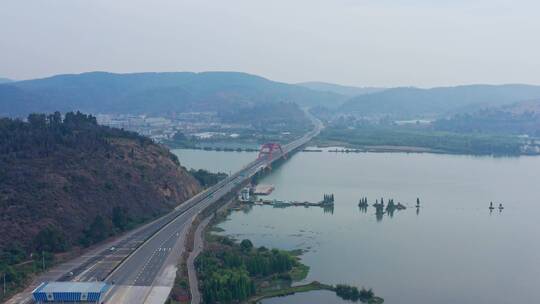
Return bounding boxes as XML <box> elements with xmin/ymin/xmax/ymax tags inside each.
<box><xmin>434</xmin><ymin>100</ymin><xmax>540</xmax><ymax>136</ymax></box>
<box><xmin>219</xmin><ymin>102</ymin><xmax>311</xmax><ymax>132</ymax></box>
<box><xmin>0</xmin><ymin>72</ymin><xmax>345</xmax><ymax>117</ymax></box>
<box><xmin>0</xmin><ymin>112</ymin><xmax>201</xmax><ymax>256</ymax></box>
<box><xmin>339</xmin><ymin>84</ymin><xmax>540</xmax><ymax>118</ymax></box>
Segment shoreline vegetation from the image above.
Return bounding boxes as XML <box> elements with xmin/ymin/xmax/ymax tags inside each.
<box><xmin>314</xmin><ymin>126</ymin><xmax>539</xmax><ymax>156</ymax></box>
<box><xmin>249</xmin><ymin>282</ymin><xmax>383</xmax><ymax>304</ymax></box>
<box><xmin>247</xmin><ymin>281</ymin><xmax>334</xmax><ymax>303</ymax></box>
<box><xmin>192</xmin><ymin>201</ymin><xmax>383</xmax><ymax>304</ymax></box>
<box><xmin>169</xmin><ymin>139</ymin><xmax>540</xmax><ymax>157</ymax></box>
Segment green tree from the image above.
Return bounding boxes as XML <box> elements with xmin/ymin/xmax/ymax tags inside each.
<box><xmin>0</xmin><ymin>243</ymin><xmax>27</xmax><ymax>265</ymax></box>
<box><xmin>28</xmin><ymin>113</ymin><xmax>47</xmax><ymax>129</ymax></box>
<box><xmin>81</xmin><ymin>215</ymin><xmax>113</xmax><ymax>246</ymax></box>
<box><xmin>112</xmin><ymin>207</ymin><xmax>129</xmax><ymax>231</ymax></box>
<box><xmin>33</xmin><ymin>226</ymin><xmax>70</xmax><ymax>253</ymax></box>
<box><xmin>240</xmin><ymin>239</ymin><xmax>253</xmax><ymax>252</ymax></box>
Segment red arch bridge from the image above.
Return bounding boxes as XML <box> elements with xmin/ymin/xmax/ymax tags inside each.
<box><xmin>257</xmin><ymin>143</ymin><xmax>286</xmax><ymax>160</ymax></box>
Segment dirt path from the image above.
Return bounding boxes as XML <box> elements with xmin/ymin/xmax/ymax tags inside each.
<box><xmin>187</xmin><ymin>217</ymin><xmax>211</xmax><ymax>304</ymax></box>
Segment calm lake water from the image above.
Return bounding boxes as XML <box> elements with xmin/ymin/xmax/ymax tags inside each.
<box><xmin>175</xmin><ymin>148</ymin><xmax>540</xmax><ymax>304</ymax></box>
<box><xmin>172</xmin><ymin>148</ymin><xmax>257</xmax><ymax>173</ymax></box>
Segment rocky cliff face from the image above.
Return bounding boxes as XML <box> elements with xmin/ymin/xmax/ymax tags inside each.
<box><xmin>0</xmin><ymin>112</ymin><xmax>201</xmax><ymax>253</ymax></box>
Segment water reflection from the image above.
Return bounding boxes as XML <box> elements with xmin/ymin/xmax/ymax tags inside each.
<box><xmin>358</xmin><ymin>205</ymin><xmax>368</xmax><ymax>213</ymax></box>
<box><xmin>323</xmin><ymin>204</ymin><xmax>334</xmax><ymax>214</ymax></box>
<box><xmin>188</xmin><ymin>150</ymin><xmax>540</xmax><ymax>304</ymax></box>
<box><xmin>242</xmin><ymin>204</ymin><xmax>254</xmax><ymax>214</ymax></box>
<box><xmin>271</xmin><ymin>203</ymin><xmax>334</xmax><ymax>215</ymax></box>
<box><xmin>375</xmin><ymin>207</ymin><xmax>384</xmax><ymax>222</ymax></box>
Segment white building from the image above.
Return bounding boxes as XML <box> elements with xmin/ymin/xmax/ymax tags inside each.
<box><xmin>239</xmin><ymin>187</ymin><xmax>251</xmax><ymax>202</ymax></box>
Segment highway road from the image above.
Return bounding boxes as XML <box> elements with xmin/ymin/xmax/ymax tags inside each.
<box><xmin>104</xmin><ymin>112</ymin><xmax>323</xmax><ymax>303</ymax></box>
<box><xmin>14</xmin><ymin>112</ymin><xmax>323</xmax><ymax>304</ymax></box>
<box><xmin>110</xmin><ymin>113</ymin><xmax>321</xmax><ymax>282</ymax></box>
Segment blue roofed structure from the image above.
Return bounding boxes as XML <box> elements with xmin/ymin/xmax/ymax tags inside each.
<box><xmin>32</xmin><ymin>281</ymin><xmax>109</xmax><ymax>303</ymax></box>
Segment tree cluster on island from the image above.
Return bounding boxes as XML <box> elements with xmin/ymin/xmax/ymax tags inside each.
<box><xmin>358</xmin><ymin>197</ymin><xmax>406</xmax><ymax>211</ymax></box>
<box><xmin>322</xmin><ymin>193</ymin><xmax>335</xmax><ymax>205</ymax></box>
<box><xmin>195</xmin><ymin>236</ymin><xmax>299</xmax><ymax>303</ymax></box>
<box><xmin>335</xmin><ymin>284</ymin><xmax>377</xmax><ymax>303</ymax></box>
<box><xmin>358</xmin><ymin>197</ymin><xmax>369</xmax><ymax>208</ymax></box>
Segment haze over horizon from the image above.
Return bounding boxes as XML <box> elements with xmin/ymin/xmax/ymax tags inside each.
<box><xmin>1</xmin><ymin>0</ymin><xmax>539</xmax><ymax>87</ymax></box>
<box><xmin>3</xmin><ymin>2</ymin><xmax>540</xmax><ymax>304</ymax></box>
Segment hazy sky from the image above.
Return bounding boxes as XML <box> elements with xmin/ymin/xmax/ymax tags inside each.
<box><xmin>1</xmin><ymin>0</ymin><xmax>539</xmax><ymax>87</ymax></box>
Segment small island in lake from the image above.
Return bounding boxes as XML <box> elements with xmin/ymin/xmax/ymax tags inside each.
<box><xmin>185</xmin><ymin>200</ymin><xmax>383</xmax><ymax>304</ymax></box>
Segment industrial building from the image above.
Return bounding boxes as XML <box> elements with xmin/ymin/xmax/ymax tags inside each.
<box><xmin>32</xmin><ymin>281</ymin><xmax>109</xmax><ymax>303</ymax></box>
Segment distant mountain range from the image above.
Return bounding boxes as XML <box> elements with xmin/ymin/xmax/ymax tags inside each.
<box><xmin>0</xmin><ymin>72</ymin><xmax>346</xmax><ymax>117</ymax></box>
<box><xmin>339</xmin><ymin>84</ymin><xmax>540</xmax><ymax>118</ymax></box>
<box><xmin>0</xmin><ymin>77</ymin><xmax>12</xmax><ymax>84</ymax></box>
<box><xmin>296</xmin><ymin>81</ymin><xmax>385</xmax><ymax>96</ymax></box>
<box><xmin>2</xmin><ymin>72</ymin><xmax>540</xmax><ymax>119</ymax></box>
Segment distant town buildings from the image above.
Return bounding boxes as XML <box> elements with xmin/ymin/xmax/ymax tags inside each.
<box><xmin>96</xmin><ymin>112</ymin><xmax>250</xmax><ymax>143</ymax></box>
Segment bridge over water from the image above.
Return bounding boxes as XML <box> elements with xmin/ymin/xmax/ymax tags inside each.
<box><xmin>12</xmin><ymin>113</ymin><xmax>323</xmax><ymax>304</ymax></box>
